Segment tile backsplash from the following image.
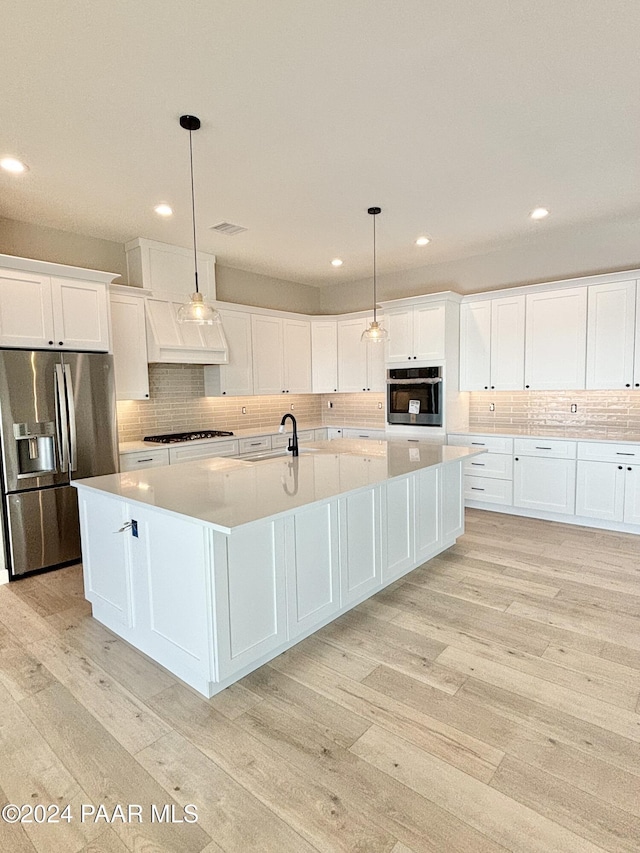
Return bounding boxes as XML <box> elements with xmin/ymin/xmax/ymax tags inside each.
<box><xmin>116</xmin><ymin>365</ymin><xmax>386</xmax><ymax>442</ymax></box>
<box><xmin>469</xmin><ymin>390</ymin><xmax>640</xmax><ymax>436</ymax></box>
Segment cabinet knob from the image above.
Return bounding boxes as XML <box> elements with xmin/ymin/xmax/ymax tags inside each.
<box><xmin>618</xmin><ymin>465</ymin><xmax>623</xmax><ymax>470</ymax></box>
<box><xmin>145</xmin><ymin>394</ymin><xmax>149</xmax><ymax>398</ymax></box>
<box><xmin>491</xmin><ymin>386</ymin><xmax>495</xmax><ymax>389</ymax></box>
<box><xmin>525</xmin><ymin>385</ymin><xmax>530</xmax><ymax>389</ymax></box>
<box><xmin>48</xmin><ymin>340</ymin><xmax>54</xmax><ymax>345</ymax></box>
<box><xmin>628</xmin><ymin>467</ymin><xmax>633</xmax><ymax>471</ymax></box>
<box><xmin>363</xmin><ymin>388</ymin><xmax>366</xmax><ymax>391</ymax></box>
<box><xmin>58</xmin><ymin>341</ymin><xmax>63</xmax><ymax>346</ymax></box>
<box><xmin>484</xmin><ymin>386</ymin><xmax>488</xmax><ymax>390</ymax></box>
<box><xmin>334</xmin><ymin>388</ymin><xmax>337</xmax><ymax>392</ymax></box>
<box><xmin>413</xmin><ymin>356</ymin><xmax>417</xmax><ymax>360</ymax></box>
<box><xmin>515</xmin><ymin>457</ymin><xmax>519</xmax><ymax>461</ymax></box>
<box><xmin>626</xmin><ymin>383</ymin><xmax>631</xmax><ymax>388</ymax></box>
<box><xmin>636</xmin><ymin>383</ymin><xmax>640</xmax><ymax>388</ymax></box>
<box><xmin>407</xmin><ymin>357</ymin><xmax>411</xmax><ymax>360</ymax></box>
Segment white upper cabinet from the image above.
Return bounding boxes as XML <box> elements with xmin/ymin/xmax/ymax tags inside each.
<box><xmin>337</xmin><ymin>317</ymin><xmax>384</xmax><ymax>392</ymax></box>
<box><xmin>459</xmin><ymin>301</ymin><xmax>491</xmax><ymax>390</ymax></box>
<box><xmin>312</xmin><ymin>320</ymin><xmax>338</xmax><ymax>393</ymax></box>
<box><xmin>109</xmin><ymin>287</ymin><xmax>150</xmax><ymax>400</ymax></box>
<box><xmin>251</xmin><ymin>315</ymin><xmax>311</xmax><ymax>395</ymax></box>
<box><xmin>586</xmin><ymin>280</ymin><xmax>636</xmax><ymax>390</ymax></box>
<box><xmin>0</xmin><ymin>267</ymin><xmax>110</xmax><ymax>352</ymax></box>
<box><xmin>51</xmin><ymin>277</ymin><xmax>110</xmax><ymax>351</ymax></box>
<box><xmin>204</xmin><ymin>309</ymin><xmax>254</xmax><ymax>397</ymax></box>
<box><xmin>125</xmin><ymin>238</ymin><xmax>216</xmax><ymax>301</ymax></box>
<box><xmin>386</xmin><ymin>303</ymin><xmax>445</xmax><ymax>362</ymax></box>
<box><xmin>459</xmin><ymin>295</ymin><xmax>524</xmax><ymax>391</ymax></box>
<box><xmin>524</xmin><ymin>287</ymin><xmax>587</xmax><ymax>390</ymax></box>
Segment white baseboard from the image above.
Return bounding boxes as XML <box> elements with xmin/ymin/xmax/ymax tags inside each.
<box><xmin>465</xmin><ymin>500</ymin><xmax>640</xmax><ymax>535</ymax></box>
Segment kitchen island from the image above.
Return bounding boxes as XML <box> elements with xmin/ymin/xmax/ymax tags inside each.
<box><xmin>73</xmin><ymin>439</ymin><xmax>482</xmax><ymax>697</ymax></box>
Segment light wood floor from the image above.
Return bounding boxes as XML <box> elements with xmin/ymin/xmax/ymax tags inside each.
<box><xmin>1</xmin><ymin>509</ymin><xmax>640</xmax><ymax>852</ymax></box>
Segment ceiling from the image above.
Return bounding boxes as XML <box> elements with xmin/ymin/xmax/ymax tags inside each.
<box><xmin>1</xmin><ymin>1</ymin><xmax>639</xmax><ymax>286</ymax></box>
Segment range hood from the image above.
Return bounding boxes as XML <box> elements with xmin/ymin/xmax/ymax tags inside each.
<box><xmin>145</xmin><ymin>290</ymin><xmax>229</xmax><ymax>365</ymax></box>
<box><xmin>125</xmin><ymin>238</ymin><xmax>229</xmax><ymax>365</ymax></box>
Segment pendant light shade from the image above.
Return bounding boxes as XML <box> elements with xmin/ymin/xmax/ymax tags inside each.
<box><xmin>177</xmin><ymin>114</ymin><xmax>220</xmax><ymax>326</ymax></box>
<box><xmin>361</xmin><ymin>206</ymin><xmax>389</xmax><ymax>344</ymax></box>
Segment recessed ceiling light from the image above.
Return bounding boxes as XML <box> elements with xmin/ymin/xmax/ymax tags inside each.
<box><xmin>1</xmin><ymin>157</ymin><xmax>28</xmax><ymax>173</ymax></box>
<box><xmin>331</xmin><ymin>258</ymin><xmax>343</xmax><ymax>267</ymax></box>
<box><xmin>154</xmin><ymin>203</ymin><xmax>173</xmax><ymax>216</ymax></box>
<box><xmin>415</xmin><ymin>236</ymin><xmax>430</xmax><ymax>246</ymax></box>
<box><xmin>530</xmin><ymin>207</ymin><xmax>549</xmax><ymax>220</ymax></box>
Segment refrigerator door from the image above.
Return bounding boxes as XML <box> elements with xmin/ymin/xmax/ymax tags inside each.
<box><xmin>62</xmin><ymin>352</ymin><xmax>118</xmax><ymax>479</ymax></box>
<box><xmin>0</xmin><ymin>349</ymin><xmax>68</xmax><ymax>492</ymax></box>
<box><xmin>5</xmin><ymin>485</ymin><xmax>80</xmax><ymax>576</ymax></box>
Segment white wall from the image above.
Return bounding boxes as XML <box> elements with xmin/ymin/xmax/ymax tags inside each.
<box><xmin>318</xmin><ymin>212</ymin><xmax>640</xmax><ymax>313</ymax></box>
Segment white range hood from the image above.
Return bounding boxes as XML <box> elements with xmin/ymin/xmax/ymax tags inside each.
<box><xmin>125</xmin><ymin>238</ymin><xmax>229</xmax><ymax>365</ymax></box>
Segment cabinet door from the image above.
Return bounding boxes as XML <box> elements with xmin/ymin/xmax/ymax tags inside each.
<box><xmin>441</xmin><ymin>461</ymin><xmax>464</xmax><ymax>541</ymax></box>
<box><xmin>525</xmin><ymin>288</ymin><xmax>587</xmax><ymax>390</ymax></box>
<box><xmin>0</xmin><ymin>268</ymin><xmax>54</xmax><ymax>348</ymax></box>
<box><xmin>285</xmin><ymin>502</ymin><xmax>341</xmax><ymax>638</ymax></box>
<box><xmin>415</xmin><ymin>466</ymin><xmax>441</xmax><ymax>563</ymax></box>
<box><xmin>623</xmin><ymin>466</ymin><xmax>640</xmax><ymax>525</ymax></box>
<box><xmin>283</xmin><ymin>318</ymin><xmax>312</xmax><ymax>393</ymax></box>
<box><xmin>413</xmin><ymin>303</ymin><xmax>445</xmax><ymax>361</ymax></box>
<box><xmin>51</xmin><ymin>278</ymin><xmax>110</xmax><ymax>351</ymax></box>
<box><xmin>78</xmin><ymin>492</ymin><xmax>132</xmax><ymax>628</ymax></box>
<box><xmin>218</xmin><ymin>310</ymin><xmax>253</xmax><ymax>395</ymax></box>
<box><xmin>385</xmin><ymin>309</ymin><xmax>413</xmax><ymax>362</ymax></box>
<box><xmin>311</xmin><ymin>321</ymin><xmax>338</xmax><ymax>392</ymax></box>
<box><xmin>491</xmin><ymin>295</ymin><xmax>525</xmax><ymax>390</ymax></box>
<box><xmin>513</xmin><ymin>456</ymin><xmax>576</xmax><ymax>514</ymax></box>
<box><xmin>130</xmin><ymin>508</ymin><xmax>212</xmax><ymax>679</ymax></box>
<box><xmin>586</xmin><ymin>280</ymin><xmax>636</xmax><ymax>390</ymax></box>
<box><xmin>383</xmin><ymin>476</ymin><xmax>415</xmax><ymax>582</ymax></box>
<box><xmin>214</xmin><ymin>520</ymin><xmax>287</xmax><ymax>680</ymax></box>
<box><xmin>252</xmin><ymin>315</ymin><xmax>284</xmax><ymax>394</ymax></box>
<box><xmin>109</xmin><ymin>292</ymin><xmax>149</xmax><ymax>400</ymax></box>
<box><xmin>339</xmin><ymin>487</ymin><xmax>382</xmax><ymax>605</ymax></box>
<box><xmin>337</xmin><ymin>318</ymin><xmax>368</xmax><ymax>392</ymax></box>
<box><xmin>576</xmin><ymin>461</ymin><xmax>624</xmax><ymax>522</ymax></box>
<box><xmin>459</xmin><ymin>301</ymin><xmax>491</xmax><ymax>391</ymax></box>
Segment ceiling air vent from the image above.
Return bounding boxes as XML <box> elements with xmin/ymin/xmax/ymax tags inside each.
<box><xmin>210</xmin><ymin>221</ymin><xmax>247</xmax><ymax>236</ymax></box>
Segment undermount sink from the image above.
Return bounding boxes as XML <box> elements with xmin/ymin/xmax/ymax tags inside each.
<box><xmin>242</xmin><ymin>447</ymin><xmax>318</xmax><ymax>462</ymax></box>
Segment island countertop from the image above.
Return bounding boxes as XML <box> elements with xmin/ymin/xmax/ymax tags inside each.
<box><xmin>73</xmin><ymin>439</ymin><xmax>483</xmax><ymax>533</ymax></box>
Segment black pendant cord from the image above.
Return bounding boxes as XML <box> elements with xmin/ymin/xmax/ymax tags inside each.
<box><xmin>187</xmin><ymin>127</ymin><xmax>199</xmax><ymax>294</ymax></box>
<box><xmin>372</xmin><ymin>211</ymin><xmax>377</xmax><ymax>323</ymax></box>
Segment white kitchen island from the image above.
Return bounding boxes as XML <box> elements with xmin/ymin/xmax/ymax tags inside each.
<box><xmin>72</xmin><ymin>439</ymin><xmax>482</xmax><ymax>697</ymax></box>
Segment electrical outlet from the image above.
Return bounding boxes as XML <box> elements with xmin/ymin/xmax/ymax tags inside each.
<box><xmin>241</xmin><ymin>406</ymin><xmax>246</xmax><ymax>414</ymax></box>
<box><xmin>327</xmin><ymin>401</ymin><xmax>333</xmax><ymax>409</ymax></box>
<box><xmin>489</xmin><ymin>403</ymin><xmax>495</xmax><ymax>412</ymax></box>
<box><xmin>571</xmin><ymin>403</ymin><xmax>577</xmax><ymax>413</ymax></box>
<box><xmin>378</xmin><ymin>402</ymin><xmax>383</xmax><ymax>409</ymax></box>
<box><xmin>131</xmin><ymin>519</ymin><xmax>138</xmax><ymax>538</ymax></box>
<box><xmin>290</xmin><ymin>403</ymin><xmax>295</xmax><ymax>410</ymax></box>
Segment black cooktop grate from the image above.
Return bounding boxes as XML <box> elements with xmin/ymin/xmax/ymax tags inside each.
<box><xmin>143</xmin><ymin>430</ymin><xmax>234</xmax><ymax>444</ymax></box>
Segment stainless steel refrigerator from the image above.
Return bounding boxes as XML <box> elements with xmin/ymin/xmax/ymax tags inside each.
<box><xmin>0</xmin><ymin>349</ymin><xmax>118</xmax><ymax>578</ymax></box>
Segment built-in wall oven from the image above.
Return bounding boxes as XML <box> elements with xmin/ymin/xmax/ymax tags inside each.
<box><xmin>387</xmin><ymin>366</ymin><xmax>443</xmax><ymax>427</ymax></box>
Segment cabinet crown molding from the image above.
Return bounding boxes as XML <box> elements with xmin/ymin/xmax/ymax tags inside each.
<box><xmin>0</xmin><ymin>253</ymin><xmax>119</xmax><ymax>284</ymax></box>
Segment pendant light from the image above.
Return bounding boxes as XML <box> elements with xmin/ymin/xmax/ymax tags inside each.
<box><xmin>361</xmin><ymin>206</ymin><xmax>389</xmax><ymax>343</ymax></box>
<box><xmin>176</xmin><ymin>114</ymin><xmax>220</xmax><ymax>325</ymax></box>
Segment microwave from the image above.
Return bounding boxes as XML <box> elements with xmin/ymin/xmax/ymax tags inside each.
<box><xmin>386</xmin><ymin>366</ymin><xmax>443</xmax><ymax>427</ymax></box>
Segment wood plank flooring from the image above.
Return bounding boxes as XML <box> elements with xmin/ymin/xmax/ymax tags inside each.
<box><xmin>1</xmin><ymin>508</ymin><xmax>640</xmax><ymax>852</ymax></box>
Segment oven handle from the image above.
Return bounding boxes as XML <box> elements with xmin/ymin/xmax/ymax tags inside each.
<box><xmin>386</xmin><ymin>377</ymin><xmax>443</xmax><ymax>385</ymax></box>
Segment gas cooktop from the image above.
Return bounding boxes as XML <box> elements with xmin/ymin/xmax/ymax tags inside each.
<box><xmin>143</xmin><ymin>430</ymin><xmax>234</xmax><ymax>444</ymax></box>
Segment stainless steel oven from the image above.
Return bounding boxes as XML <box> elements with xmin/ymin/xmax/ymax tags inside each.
<box><xmin>386</xmin><ymin>366</ymin><xmax>443</xmax><ymax>427</ymax></box>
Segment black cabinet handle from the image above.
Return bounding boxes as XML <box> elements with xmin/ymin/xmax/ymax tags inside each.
<box><xmin>471</xmin><ymin>487</ymin><xmax>485</xmax><ymax>491</ymax></box>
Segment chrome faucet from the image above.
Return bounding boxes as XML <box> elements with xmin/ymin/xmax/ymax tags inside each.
<box><xmin>279</xmin><ymin>413</ymin><xmax>298</xmax><ymax>456</ymax></box>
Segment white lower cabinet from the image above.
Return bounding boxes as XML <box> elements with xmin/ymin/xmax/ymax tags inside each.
<box><xmin>168</xmin><ymin>439</ymin><xmax>239</xmax><ymax>464</ymax></box>
<box><xmin>130</xmin><ymin>507</ymin><xmax>212</xmax><ymax>679</ymax></box>
<box><xmin>576</xmin><ymin>455</ymin><xmax>640</xmax><ymax>525</ymax></box>
<box><xmin>339</xmin><ymin>487</ymin><xmax>382</xmax><ymax>605</ymax></box>
<box><xmin>285</xmin><ymin>502</ymin><xmax>341</xmax><ymax>638</ymax></box>
<box><xmin>513</xmin><ymin>455</ymin><xmax>576</xmax><ymax>515</ymax></box>
<box><xmin>464</xmin><ymin>475</ymin><xmax>512</xmax><ymax>506</ymax></box>
<box><xmin>214</xmin><ymin>520</ymin><xmax>288</xmax><ymax>681</ymax></box>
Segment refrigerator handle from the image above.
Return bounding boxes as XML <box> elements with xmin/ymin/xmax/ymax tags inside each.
<box><xmin>54</xmin><ymin>364</ymin><xmax>69</xmax><ymax>472</ymax></box>
<box><xmin>63</xmin><ymin>364</ymin><xmax>78</xmax><ymax>473</ymax></box>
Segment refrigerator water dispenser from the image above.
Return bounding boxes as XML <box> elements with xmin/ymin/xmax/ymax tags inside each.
<box><xmin>13</xmin><ymin>422</ymin><xmax>56</xmax><ymax>478</ymax></box>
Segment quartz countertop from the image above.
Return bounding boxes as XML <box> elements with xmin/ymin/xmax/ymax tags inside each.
<box><xmin>450</xmin><ymin>426</ymin><xmax>640</xmax><ymax>444</ymax></box>
<box><xmin>76</xmin><ymin>439</ymin><xmax>481</xmax><ymax>533</ymax></box>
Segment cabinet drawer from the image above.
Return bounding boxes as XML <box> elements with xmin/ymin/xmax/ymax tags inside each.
<box><xmin>271</xmin><ymin>429</ymin><xmax>315</xmax><ymax>449</ymax></box>
<box><xmin>169</xmin><ymin>439</ymin><xmax>239</xmax><ymax>464</ymax></box>
<box><xmin>464</xmin><ymin>475</ymin><xmax>513</xmax><ymax>506</ymax></box>
<box><xmin>119</xmin><ymin>449</ymin><xmax>170</xmax><ymax>471</ymax></box>
<box><xmin>238</xmin><ymin>435</ymin><xmax>272</xmax><ymax>454</ymax></box>
<box><xmin>448</xmin><ymin>434</ymin><xmax>513</xmax><ymax>454</ymax></box>
<box><xmin>342</xmin><ymin>428</ymin><xmax>386</xmax><ymax>440</ymax></box>
<box><xmin>463</xmin><ymin>453</ymin><xmax>512</xmax><ymax>480</ymax></box>
<box><xmin>577</xmin><ymin>441</ymin><xmax>640</xmax><ymax>464</ymax></box>
<box><xmin>514</xmin><ymin>438</ymin><xmax>576</xmax><ymax>459</ymax></box>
